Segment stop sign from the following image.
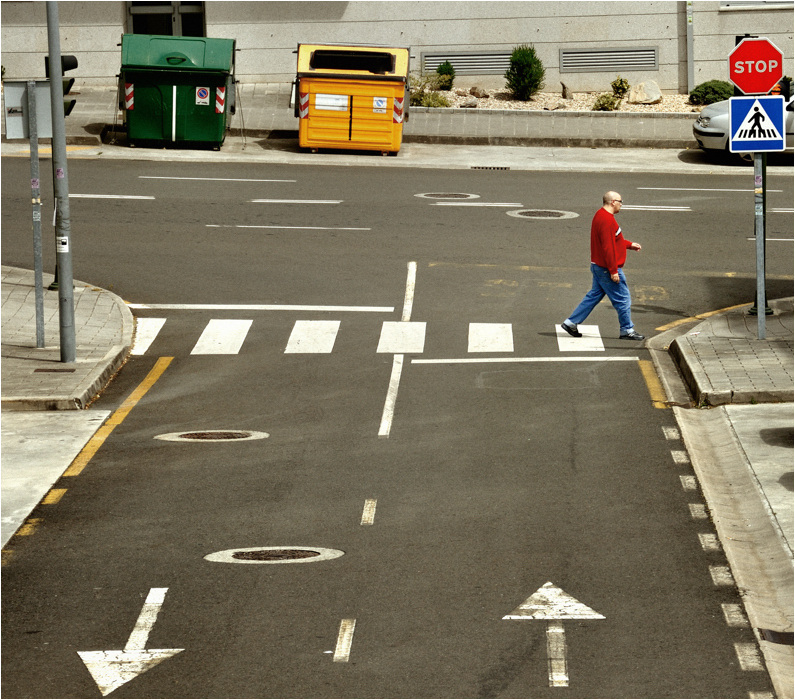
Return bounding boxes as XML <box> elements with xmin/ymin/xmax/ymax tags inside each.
<box><xmin>729</xmin><ymin>37</ymin><xmax>784</xmax><ymax>94</ymax></box>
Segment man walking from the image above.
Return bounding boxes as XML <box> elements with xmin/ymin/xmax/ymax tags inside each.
<box><xmin>561</xmin><ymin>191</ymin><xmax>645</xmax><ymax>341</ymax></box>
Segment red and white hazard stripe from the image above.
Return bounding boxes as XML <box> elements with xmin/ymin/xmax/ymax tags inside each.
<box><xmin>125</xmin><ymin>82</ymin><xmax>134</xmax><ymax>110</ymax></box>
<box><xmin>393</xmin><ymin>96</ymin><xmax>404</xmax><ymax>124</ymax></box>
<box><xmin>298</xmin><ymin>92</ymin><xmax>309</xmax><ymax>119</ymax></box>
<box><xmin>215</xmin><ymin>86</ymin><xmax>225</xmax><ymax>114</ymax></box>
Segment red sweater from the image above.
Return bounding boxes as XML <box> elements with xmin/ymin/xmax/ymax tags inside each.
<box><xmin>590</xmin><ymin>207</ymin><xmax>633</xmax><ymax>275</ymax></box>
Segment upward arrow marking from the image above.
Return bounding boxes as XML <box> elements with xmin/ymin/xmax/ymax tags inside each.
<box><xmin>503</xmin><ymin>581</ymin><xmax>605</xmax><ymax>620</ymax></box>
<box><xmin>78</xmin><ymin>588</ymin><xmax>184</xmax><ymax>697</ymax></box>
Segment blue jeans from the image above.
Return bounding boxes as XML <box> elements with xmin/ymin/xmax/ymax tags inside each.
<box><xmin>566</xmin><ymin>264</ymin><xmax>634</xmax><ymax>334</ymax></box>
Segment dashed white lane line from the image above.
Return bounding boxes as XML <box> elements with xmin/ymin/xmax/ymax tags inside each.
<box><xmin>688</xmin><ymin>503</ymin><xmax>709</xmax><ymax>520</ymax></box>
<box><xmin>698</xmin><ymin>533</ymin><xmax>722</xmax><ymax>552</ymax></box>
<box><xmin>131</xmin><ymin>317</ymin><xmax>166</xmax><ymax>355</ymax></box>
<box><xmin>431</xmin><ymin>201</ymin><xmax>523</xmax><ymax>207</ymax></box>
<box><xmin>70</xmin><ymin>194</ymin><xmax>155</xmax><ymax>199</ymax></box>
<box><xmin>332</xmin><ymin>619</ymin><xmax>356</xmax><ymax>662</ymax></box>
<box><xmin>709</xmin><ymin>565</ymin><xmax>736</xmax><ymax>586</ymax></box>
<box><xmin>207</xmin><ymin>224</ymin><xmax>371</xmax><ymax>231</ymax></box>
<box><xmin>379</xmin><ymin>354</ymin><xmax>404</xmax><ymax>438</ymax></box>
<box><xmin>140</xmin><ymin>176</ymin><xmax>296</xmax><ymax>182</ymax></box>
<box><xmin>671</xmin><ymin>450</ymin><xmax>691</xmax><ymax>465</ymax></box>
<box><xmin>360</xmin><ymin>499</ymin><xmax>377</xmax><ymax>525</ymax></box>
<box><xmin>662</xmin><ymin>426</ymin><xmax>681</xmax><ymax>440</ymax></box>
<box><xmin>190</xmin><ymin>319</ymin><xmax>252</xmax><ymax>355</ymax></box>
<box><xmin>250</xmin><ymin>198</ymin><xmax>342</xmax><ymax>204</ymax></box>
<box><xmin>680</xmin><ymin>475</ymin><xmax>698</xmax><ymax>491</ymax></box>
<box><xmin>722</xmin><ymin>603</ymin><xmax>750</xmax><ymax>628</ymax></box>
<box><xmin>555</xmin><ymin>324</ymin><xmax>604</xmax><ymax>352</ymax></box>
<box><xmin>734</xmin><ymin>643</ymin><xmax>765</xmax><ymax>671</ymax></box>
<box><xmin>468</xmin><ymin>323</ymin><xmax>514</xmax><ymax>353</ymax></box>
<box><xmin>412</xmin><ymin>356</ymin><xmax>639</xmax><ymax>365</ymax></box>
<box><xmin>284</xmin><ymin>320</ymin><xmax>340</xmax><ymax>354</ymax></box>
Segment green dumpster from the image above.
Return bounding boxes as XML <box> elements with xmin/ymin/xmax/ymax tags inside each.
<box><xmin>119</xmin><ymin>33</ymin><xmax>235</xmax><ymax>149</ymax></box>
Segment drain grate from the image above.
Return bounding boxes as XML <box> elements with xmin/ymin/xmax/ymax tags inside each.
<box><xmin>471</xmin><ymin>166</ymin><xmax>510</xmax><ymax>170</ymax></box>
<box><xmin>507</xmin><ymin>208</ymin><xmax>580</xmax><ymax>220</ymax></box>
<box><xmin>232</xmin><ymin>549</ymin><xmax>320</xmax><ymax>562</ymax></box>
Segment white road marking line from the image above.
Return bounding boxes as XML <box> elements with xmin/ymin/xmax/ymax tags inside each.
<box><xmin>69</xmin><ymin>194</ymin><xmax>155</xmax><ymax>199</ymax></box>
<box><xmin>688</xmin><ymin>503</ymin><xmax>708</xmax><ymax>520</ymax></box>
<box><xmin>125</xmin><ymin>588</ymin><xmax>169</xmax><ymax>651</ymax></box>
<box><xmin>361</xmin><ymin>499</ymin><xmax>377</xmax><ymax>525</ymax></box>
<box><xmin>734</xmin><ymin>643</ymin><xmax>765</xmax><ymax>671</ymax></box>
<box><xmin>662</xmin><ymin>426</ymin><xmax>681</xmax><ymax>440</ymax></box>
<box><xmin>412</xmin><ymin>356</ymin><xmax>639</xmax><ymax>365</ymax></box>
<box><xmin>749</xmin><ymin>692</ymin><xmax>776</xmax><ymax>699</ymax></box>
<box><xmin>621</xmin><ymin>205</ymin><xmax>691</xmax><ymax>211</ymax></box>
<box><xmin>379</xmin><ymin>354</ymin><xmax>404</xmax><ymax>437</ymax></box>
<box><xmin>637</xmin><ymin>187</ymin><xmax>783</xmax><ymax>193</ymax></box>
<box><xmin>432</xmin><ymin>201</ymin><xmax>523</xmax><ymax>207</ymax></box>
<box><xmin>698</xmin><ymin>533</ymin><xmax>722</xmax><ymax>552</ymax></box>
<box><xmin>746</xmin><ymin>237</ymin><xmax>793</xmax><ymax>241</ymax></box>
<box><xmin>722</xmin><ymin>603</ymin><xmax>750</xmax><ymax>628</ymax></box>
<box><xmin>771</xmin><ymin>208</ymin><xmax>794</xmax><ymax>213</ymax></box>
<box><xmin>555</xmin><ymin>324</ymin><xmax>604</xmax><ymax>351</ymax></box>
<box><xmin>131</xmin><ymin>317</ymin><xmax>166</xmax><ymax>355</ymax></box>
<box><xmin>206</xmin><ymin>224</ymin><xmax>371</xmax><ymax>231</ymax></box>
<box><xmin>709</xmin><ymin>565</ymin><xmax>736</xmax><ymax>586</ymax></box>
<box><xmin>377</xmin><ymin>321</ymin><xmax>427</xmax><ymax>354</ymax></box>
<box><xmin>140</xmin><ymin>176</ymin><xmax>296</xmax><ymax>182</ymax></box>
<box><xmin>333</xmin><ymin>619</ymin><xmax>356</xmax><ymax>662</ymax></box>
<box><xmin>680</xmin><ymin>475</ymin><xmax>698</xmax><ymax>491</ymax></box>
<box><xmin>546</xmin><ymin>620</ymin><xmax>569</xmax><ymax>687</ymax></box>
<box><xmin>402</xmin><ymin>261</ymin><xmax>417</xmax><ymax>322</ymax></box>
<box><xmin>468</xmin><ymin>323</ymin><xmax>514</xmax><ymax>352</ymax></box>
<box><xmin>671</xmin><ymin>450</ymin><xmax>691</xmax><ymax>464</ymax></box>
<box><xmin>127</xmin><ymin>303</ymin><xmax>394</xmax><ymax>313</ymax></box>
<box><xmin>190</xmin><ymin>319</ymin><xmax>252</xmax><ymax>355</ymax></box>
<box><xmin>284</xmin><ymin>320</ymin><xmax>340</xmax><ymax>353</ymax></box>
<box><xmin>250</xmin><ymin>198</ymin><xmax>342</xmax><ymax>204</ymax></box>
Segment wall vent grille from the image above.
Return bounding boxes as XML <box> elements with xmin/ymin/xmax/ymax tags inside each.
<box><xmin>560</xmin><ymin>47</ymin><xmax>658</xmax><ymax>73</ymax></box>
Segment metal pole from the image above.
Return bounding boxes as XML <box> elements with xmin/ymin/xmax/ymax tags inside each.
<box><xmin>754</xmin><ymin>152</ymin><xmax>766</xmax><ymax>340</ymax></box>
<box><xmin>686</xmin><ymin>2</ymin><xmax>695</xmax><ymax>93</ymax></box>
<box><xmin>27</xmin><ymin>81</ymin><xmax>46</xmax><ymax>348</ymax></box>
<box><xmin>46</xmin><ymin>0</ymin><xmax>76</xmax><ymax>362</ymax></box>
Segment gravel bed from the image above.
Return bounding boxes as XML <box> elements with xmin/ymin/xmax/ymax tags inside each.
<box><xmin>438</xmin><ymin>88</ymin><xmax>703</xmax><ymax>114</ymax></box>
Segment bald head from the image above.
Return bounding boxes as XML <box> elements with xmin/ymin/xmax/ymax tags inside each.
<box><xmin>602</xmin><ymin>191</ymin><xmax>623</xmax><ymax>214</ymax></box>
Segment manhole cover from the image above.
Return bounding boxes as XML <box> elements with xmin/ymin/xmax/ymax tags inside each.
<box><xmin>205</xmin><ymin>546</ymin><xmax>345</xmax><ymax>564</ymax></box>
<box><xmin>414</xmin><ymin>192</ymin><xmax>480</xmax><ymax>200</ymax></box>
<box><xmin>507</xmin><ymin>208</ymin><xmax>579</xmax><ymax>220</ymax></box>
<box><xmin>154</xmin><ymin>430</ymin><xmax>269</xmax><ymax>443</ymax></box>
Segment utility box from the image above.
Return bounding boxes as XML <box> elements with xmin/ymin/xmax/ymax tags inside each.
<box><xmin>294</xmin><ymin>43</ymin><xmax>410</xmax><ymax>155</ymax></box>
<box><xmin>119</xmin><ymin>33</ymin><xmax>235</xmax><ymax>149</ymax></box>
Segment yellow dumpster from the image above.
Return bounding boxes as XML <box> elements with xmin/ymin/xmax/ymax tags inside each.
<box><xmin>295</xmin><ymin>43</ymin><xmax>410</xmax><ymax>155</ymax></box>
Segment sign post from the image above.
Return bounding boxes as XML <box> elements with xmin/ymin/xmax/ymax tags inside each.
<box><xmin>727</xmin><ymin>38</ymin><xmax>784</xmax><ymax>341</ymax></box>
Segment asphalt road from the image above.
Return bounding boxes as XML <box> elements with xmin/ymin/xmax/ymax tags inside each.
<box><xmin>2</xmin><ymin>157</ymin><xmax>792</xmax><ymax>698</ymax></box>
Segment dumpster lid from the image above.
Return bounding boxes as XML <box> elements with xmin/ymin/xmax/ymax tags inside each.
<box><xmin>297</xmin><ymin>43</ymin><xmax>409</xmax><ymax>79</ymax></box>
<box><xmin>121</xmin><ymin>34</ymin><xmax>234</xmax><ymax>72</ymax></box>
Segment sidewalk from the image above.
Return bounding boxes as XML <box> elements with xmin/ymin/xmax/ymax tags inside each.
<box><xmin>2</xmin><ymin>93</ymin><xmax>793</xmax><ymax>694</ymax></box>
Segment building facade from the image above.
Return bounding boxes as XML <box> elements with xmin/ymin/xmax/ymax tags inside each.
<box><xmin>1</xmin><ymin>1</ymin><xmax>793</xmax><ymax>93</ymax></box>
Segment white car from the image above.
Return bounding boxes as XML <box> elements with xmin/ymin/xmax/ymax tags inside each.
<box><xmin>693</xmin><ymin>96</ymin><xmax>794</xmax><ymax>155</ymax></box>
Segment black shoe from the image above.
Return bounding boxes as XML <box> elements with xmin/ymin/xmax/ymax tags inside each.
<box><xmin>561</xmin><ymin>323</ymin><xmax>582</xmax><ymax>338</ymax></box>
<box><xmin>619</xmin><ymin>330</ymin><xmax>646</xmax><ymax>340</ymax></box>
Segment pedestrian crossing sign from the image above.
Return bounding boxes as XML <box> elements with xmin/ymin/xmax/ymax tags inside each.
<box><xmin>729</xmin><ymin>95</ymin><xmax>785</xmax><ymax>153</ymax></box>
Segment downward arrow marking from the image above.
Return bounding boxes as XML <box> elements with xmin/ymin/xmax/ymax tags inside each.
<box><xmin>78</xmin><ymin>588</ymin><xmax>183</xmax><ymax>696</ymax></box>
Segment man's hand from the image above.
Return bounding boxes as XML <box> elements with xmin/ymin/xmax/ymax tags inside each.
<box><xmin>630</xmin><ymin>242</ymin><xmax>642</xmax><ymax>251</ymax></box>
<box><xmin>611</xmin><ymin>272</ymin><xmax>620</xmax><ymax>283</ymax></box>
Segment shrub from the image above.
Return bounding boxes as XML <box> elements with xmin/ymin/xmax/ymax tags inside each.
<box><xmin>436</xmin><ymin>60</ymin><xmax>455</xmax><ymax>91</ymax></box>
<box><xmin>611</xmin><ymin>75</ymin><xmax>630</xmax><ymax>99</ymax></box>
<box><xmin>409</xmin><ymin>73</ymin><xmax>451</xmax><ymax>107</ymax></box>
<box><xmin>688</xmin><ymin>80</ymin><xmax>734</xmax><ymax>105</ymax></box>
<box><xmin>592</xmin><ymin>93</ymin><xmax>621</xmax><ymax>111</ymax></box>
<box><xmin>504</xmin><ymin>44</ymin><xmax>545</xmax><ymax>100</ymax></box>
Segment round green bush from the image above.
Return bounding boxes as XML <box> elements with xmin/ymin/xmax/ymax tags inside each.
<box><xmin>436</xmin><ymin>60</ymin><xmax>455</xmax><ymax>91</ymax></box>
<box><xmin>505</xmin><ymin>44</ymin><xmax>545</xmax><ymax>101</ymax></box>
<box><xmin>611</xmin><ymin>75</ymin><xmax>629</xmax><ymax>99</ymax></box>
<box><xmin>592</xmin><ymin>93</ymin><xmax>621</xmax><ymax>111</ymax></box>
<box><xmin>688</xmin><ymin>80</ymin><xmax>734</xmax><ymax>105</ymax></box>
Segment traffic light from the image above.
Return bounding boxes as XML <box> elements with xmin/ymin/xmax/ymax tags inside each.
<box><xmin>44</xmin><ymin>55</ymin><xmax>78</xmax><ymax>116</ymax></box>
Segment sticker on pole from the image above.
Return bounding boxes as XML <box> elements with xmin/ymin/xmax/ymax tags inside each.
<box><xmin>196</xmin><ymin>87</ymin><xmax>210</xmax><ymax>106</ymax></box>
<box><xmin>729</xmin><ymin>96</ymin><xmax>785</xmax><ymax>153</ymax></box>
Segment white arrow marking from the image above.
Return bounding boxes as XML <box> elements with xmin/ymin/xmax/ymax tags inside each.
<box><xmin>503</xmin><ymin>582</ymin><xmax>604</xmax><ymax>688</ymax></box>
<box><xmin>77</xmin><ymin>588</ymin><xmax>184</xmax><ymax>697</ymax></box>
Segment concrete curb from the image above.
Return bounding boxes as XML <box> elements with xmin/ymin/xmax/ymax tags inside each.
<box><xmin>674</xmin><ymin>406</ymin><xmax>794</xmax><ymax>700</ymax></box>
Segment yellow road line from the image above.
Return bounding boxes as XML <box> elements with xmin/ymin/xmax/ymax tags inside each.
<box><xmin>638</xmin><ymin>359</ymin><xmax>669</xmax><ymax>409</ymax></box>
<box><xmin>16</xmin><ymin>518</ymin><xmax>43</xmax><ymax>537</ymax></box>
<box><xmin>63</xmin><ymin>357</ymin><xmax>173</xmax><ymax>477</ymax></box>
<box><xmin>655</xmin><ymin>303</ymin><xmax>750</xmax><ymax>332</ymax></box>
<box><xmin>42</xmin><ymin>488</ymin><xmax>68</xmax><ymax>505</ymax></box>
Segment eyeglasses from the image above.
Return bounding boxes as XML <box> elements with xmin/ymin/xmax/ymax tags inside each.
<box><xmin>613</xmin><ymin>199</ymin><xmax>623</xmax><ymax>204</ymax></box>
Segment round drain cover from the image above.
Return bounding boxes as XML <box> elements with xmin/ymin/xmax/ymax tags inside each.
<box><xmin>507</xmin><ymin>208</ymin><xmax>579</xmax><ymax>220</ymax></box>
<box><xmin>205</xmin><ymin>546</ymin><xmax>345</xmax><ymax>565</ymax></box>
<box><xmin>154</xmin><ymin>430</ymin><xmax>269</xmax><ymax>443</ymax></box>
<box><xmin>414</xmin><ymin>192</ymin><xmax>480</xmax><ymax>200</ymax></box>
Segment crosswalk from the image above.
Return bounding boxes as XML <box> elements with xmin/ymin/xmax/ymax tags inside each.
<box><xmin>132</xmin><ymin>317</ymin><xmax>620</xmax><ymax>357</ymax></box>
